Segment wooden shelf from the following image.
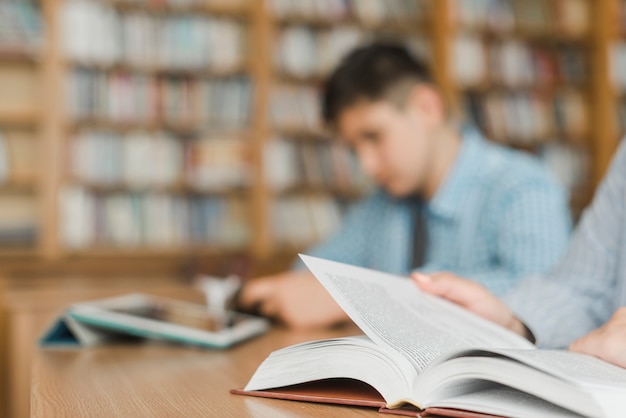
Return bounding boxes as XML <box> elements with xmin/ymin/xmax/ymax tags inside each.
<box><xmin>0</xmin><ymin>181</ymin><xmax>38</xmax><ymax>193</ymax></box>
<box><xmin>274</xmin><ymin>16</ymin><xmax>430</xmax><ymax>34</ymax></box>
<box><xmin>455</xmin><ymin>26</ymin><xmax>590</xmax><ymax>44</ymax></box>
<box><xmin>63</xmin><ymin>246</ymin><xmax>247</xmax><ymax>258</ymax></box>
<box><xmin>274</xmin><ymin>73</ymin><xmax>326</xmax><ymax>85</ymax></box>
<box><xmin>69</xmin><ymin>181</ymin><xmax>250</xmax><ymax>196</ymax></box>
<box><xmin>0</xmin><ymin>47</ymin><xmax>40</xmax><ymax>64</ymax></box>
<box><xmin>460</xmin><ymin>81</ymin><xmax>589</xmax><ymax>94</ymax></box>
<box><xmin>109</xmin><ymin>0</ymin><xmax>250</xmax><ymax>18</ymax></box>
<box><xmin>488</xmin><ymin>133</ymin><xmax>589</xmax><ymax>148</ymax></box>
<box><xmin>267</xmin><ymin>246</ymin><xmax>307</xmax><ymax>259</ymax></box>
<box><xmin>68</xmin><ymin>119</ymin><xmax>250</xmax><ymax>137</ymax></box>
<box><xmin>67</xmin><ymin>61</ymin><xmax>249</xmax><ymax>78</ymax></box>
<box><xmin>0</xmin><ymin>110</ymin><xmax>39</xmax><ymax>126</ymax></box>
<box><xmin>0</xmin><ymin>248</ymin><xmax>39</xmax><ymax>257</ymax></box>
<box><xmin>273</xmin><ymin>184</ymin><xmax>364</xmax><ymax>200</ymax></box>
<box><xmin>273</xmin><ymin>127</ymin><xmax>331</xmax><ymax>140</ymax></box>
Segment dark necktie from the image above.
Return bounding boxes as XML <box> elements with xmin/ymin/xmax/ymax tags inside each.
<box><xmin>411</xmin><ymin>204</ymin><xmax>428</xmax><ymax>269</ymax></box>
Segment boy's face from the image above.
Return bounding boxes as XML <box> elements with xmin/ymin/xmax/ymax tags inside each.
<box><xmin>336</xmin><ymin>86</ymin><xmax>442</xmax><ymax>198</ymax></box>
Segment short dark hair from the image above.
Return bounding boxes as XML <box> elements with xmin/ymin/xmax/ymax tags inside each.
<box><xmin>322</xmin><ymin>42</ymin><xmax>434</xmax><ymax>126</ymax></box>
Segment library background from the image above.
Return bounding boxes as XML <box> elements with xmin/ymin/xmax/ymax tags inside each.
<box><xmin>0</xmin><ymin>0</ymin><xmax>623</xmax><ymax>416</ymax></box>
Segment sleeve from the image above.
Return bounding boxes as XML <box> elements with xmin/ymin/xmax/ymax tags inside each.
<box><xmin>503</xmin><ymin>142</ymin><xmax>626</xmax><ymax>348</ymax></box>
<box><xmin>290</xmin><ymin>192</ymin><xmax>381</xmax><ymax>270</ymax></box>
<box><xmin>479</xmin><ymin>170</ymin><xmax>572</xmax><ymax>296</ymax></box>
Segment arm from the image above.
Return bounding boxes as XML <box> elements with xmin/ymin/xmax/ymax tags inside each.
<box><xmin>238</xmin><ymin>270</ymin><xmax>349</xmax><ymax>329</ymax></box>
<box><xmin>238</xmin><ymin>194</ymin><xmax>382</xmax><ymax>329</ymax></box>
<box><xmin>413</xmin><ymin>272</ymin><xmax>626</xmax><ymax>369</ymax></box>
<box><xmin>502</xmin><ymin>143</ymin><xmax>626</xmax><ymax>348</ymax></box>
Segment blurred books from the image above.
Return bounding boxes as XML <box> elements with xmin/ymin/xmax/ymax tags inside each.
<box><xmin>61</xmin><ymin>187</ymin><xmax>250</xmax><ymax>249</ymax></box>
<box><xmin>0</xmin><ymin>0</ymin><xmax>43</xmax><ymax>54</ymax></box>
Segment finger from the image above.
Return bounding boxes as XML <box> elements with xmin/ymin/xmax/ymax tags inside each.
<box><xmin>569</xmin><ymin>332</ymin><xmax>601</xmax><ymax>356</ymax></box>
<box><xmin>411</xmin><ymin>272</ymin><xmax>480</xmax><ymax>309</ymax></box>
<box><xmin>257</xmin><ymin>297</ymin><xmax>279</xmax><ymax>318</ymax></box>
<box><xmin>237</xmin><ymin>280</ymin><xmax>273</xmax><ymax>309</ymax></box>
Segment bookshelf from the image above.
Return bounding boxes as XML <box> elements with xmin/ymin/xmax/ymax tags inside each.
<box><xmin>0</xmin><ymin>0</ymin><xmax>619</xmax><ymax>274</ymax></box>
<box><xmin>0</xmin><ymin>0</ymin><xmax>43</xmax><ymax>257</ymax></box>
<box><xmin>47</xmin><ymin>0</ymin><xmax>255</xmax><ymax>262</ymax></box>
<box><xmin>442</xmin><ymin>0</ymin><xmax>598</xmax><ymax>217</ymax></box>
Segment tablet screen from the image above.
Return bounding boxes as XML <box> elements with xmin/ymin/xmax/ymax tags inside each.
<box><xmin>110</xmin><ymin>300</ymin><xmax>244</xmax><ymax>332</ymax></box>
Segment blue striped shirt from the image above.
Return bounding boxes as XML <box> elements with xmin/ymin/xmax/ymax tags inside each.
<box><xmin>298</xmin><ymin>128</ymin><xmax>572</xmax><ymax>296</ymax></box>
<box><xmin>504</xmin><ymin>140</ymin><xmax>626</xmax><ymax>348</ymax></box>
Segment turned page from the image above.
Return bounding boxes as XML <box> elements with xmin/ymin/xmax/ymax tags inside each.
<box><xmin>300</xmin><ymin>255</ymin><xmax>534</xmax><ymax>374</ymax></box>
<box><xmin>484</xmin><ymin>348</ymin><xmax>626</xmax><ymax>388</ymax></box>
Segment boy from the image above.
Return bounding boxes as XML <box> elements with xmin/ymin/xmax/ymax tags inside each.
<box><xmin>240</xmin><ymin>43</ymin><xmax>571</xmax><ymax>329</ymax></box>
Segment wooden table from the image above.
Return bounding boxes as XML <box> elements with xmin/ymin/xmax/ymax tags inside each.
<box><xmin>31</xmin><ymin>326</ymin><xmax>384</xmax><ymax>417</ymax></box>
<box><xmin>3</xmin><ymin>279</ymin><xmax>199</xmax><ymax>418</ymax></box>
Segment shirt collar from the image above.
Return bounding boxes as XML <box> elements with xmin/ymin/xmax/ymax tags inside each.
<box><xmin>427</xmin><ymin>127</ymin><xmax>485</xmax><ymax>219</ymax></box>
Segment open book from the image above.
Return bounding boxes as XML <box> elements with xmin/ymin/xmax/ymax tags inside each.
<box><xmin>40</xmin><ymin>293</ymin><xmax>270</xmax><ymax>349</ymax></box>
<box><xmin>234</xmin><ymin>255</ymin><xmax>626</xmax><ymax>418</ymax></box>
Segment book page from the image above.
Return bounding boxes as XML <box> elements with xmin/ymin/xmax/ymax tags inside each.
<box><xmin>300</xmin><ymin>255</ymin><xmax>533</xmax><ymax>374</ymax></box>
<box><xmin>428</xmin><ymin>385</ymin><xmax>587</xmax><ymax>418</ymax></box>
<box><xmin>483</xmin><ymin>349</ymin><xmax>626</xmax><ymax>387</ymax></box>
<box><xmin>427</xmin><ymin>348</ymin><xmax>626</xmax><ymax>418</ymax></box>
<box><xmin>496</xmin><ymin>349</ymin><xmax>626</xmax><ymax>417</ymax></box>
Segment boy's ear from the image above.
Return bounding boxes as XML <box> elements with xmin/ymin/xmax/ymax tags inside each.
<box><xmin>406</xmin><ymin>84</ymin><xmax>445</xmax><ymax>123</ymax></box>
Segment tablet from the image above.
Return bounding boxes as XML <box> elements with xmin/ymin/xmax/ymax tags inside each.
<box><xmin>67</xmin><ymin>293</ymin><xmax>270</xmax><ymax>349</ymax></box>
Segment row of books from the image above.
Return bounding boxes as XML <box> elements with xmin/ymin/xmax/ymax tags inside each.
<box><xmin>69</xmin><ymin>131</ymin><xmax>249</xmax><ymax>190</ymax></box>
<box><xmin>451</xmin><ymin>36</ymin><xmax>587</xmax><ymax>87</ymax></box>
<box><xmin>0</xmin><ymin>0</ymin><xmax>42</xmax><ymax>50</ymax></box>
<box><xmin>103</xmin><ymin>0</ymin><xmax>248</xmax><ymax>9</ymax></box>
<box><xmin>66</xmin><ymin>69</ymin><xmax>252</xmax><ymax>129</ymax></box>
<box><xmin>463</xmin><ymin>90</ymin><xmax>588</xmax><ymax>144</ymax></box>
<box><xmin>0</xmin><ymin>130</ymin><xmax>37</xmax><ymax>186</ymax></box>
<box><xmin>609</xmin><ymin>43</ymin><xmax>626</xmax><ymax>92</ymax></box>
<box><xmin>275</xmin><ymin>26</ymin><xmax>363</xmax><ymax>79</ymax></box>
<box><xmin>614</xmin><ymin>99</ymin><xmax>626</xmax><ymax>136</ymax></box>
<box><xmin>270</xmin><ymin>195</ymin><xmax>342</xmax><ymax>248</ymax></box>
<box><xmin>0</xmin><ymin>192</ymin><xmax>37</xmax><ymax>246</ymax></box>
<box><xmin>270</xmin><ymin>84</ymin><xmax>320</xmax><ymax>131</ymax></box>
<box><xmin>264</xmin><ymin>138</ymin><xmax>370</xmax><ymax>193</ymax></box>
<box><xmin>269</xmin><ymin>0</ymin><xmax>430</xmax><ymax>25</ymax></box>
<box><xmin>539</xmin><ymin>142</ymin><xmax>589</xmax><ymax>192</ymax></box>
<box><xmin>274</xmin><ymin>26</ymin><xmax>428</xmax><ymax>79</ymax></box>
<box><xmin>61</xmin><ymin>187</ymin><xmax>250</xmax><ymax>249</ymax></box>
<box><xmin>449</xmin><ymin>0</ymin><xmax>589</xmax><ymax>36</ymax></box>
<box><xmin>61</xmin><ymin>0</ymin><xmax>246</xmax><ymax>70</ymax></box>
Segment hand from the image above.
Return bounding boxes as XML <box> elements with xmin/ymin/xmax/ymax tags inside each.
<box><xmin>237</xmin><ymin>271</ymin><xmax>349</xmax><ymax>329</ymax></box>
<box><xmin>569</xmin><ymin>307</ymin><xmax>626</xmax><ymax>368</ymax></box>
<box><xmin>411</xmin><ymin>272</ymin><xmax>529</xmax><ymax>338</ymax></box>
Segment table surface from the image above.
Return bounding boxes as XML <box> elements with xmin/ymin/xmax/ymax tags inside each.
<box><xmin>31</xmin><ymin>325</ymin><xmax>389</xmax><ymax>417</ymax></box>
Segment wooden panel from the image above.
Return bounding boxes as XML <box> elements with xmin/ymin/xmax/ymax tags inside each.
<box><xmin>0</xmin><ymin>65</ymin><xmax>39</xmax><ymax>117</ymax></box>
<box><xmin>590</xmin><ymin>0</ymin><xmax>620</xmax><ymax>186</ymax></box>
<box><xmin>39</xmin><ymin>0</ymin><xmax>63</xmax><ymax>260</ymax></box>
